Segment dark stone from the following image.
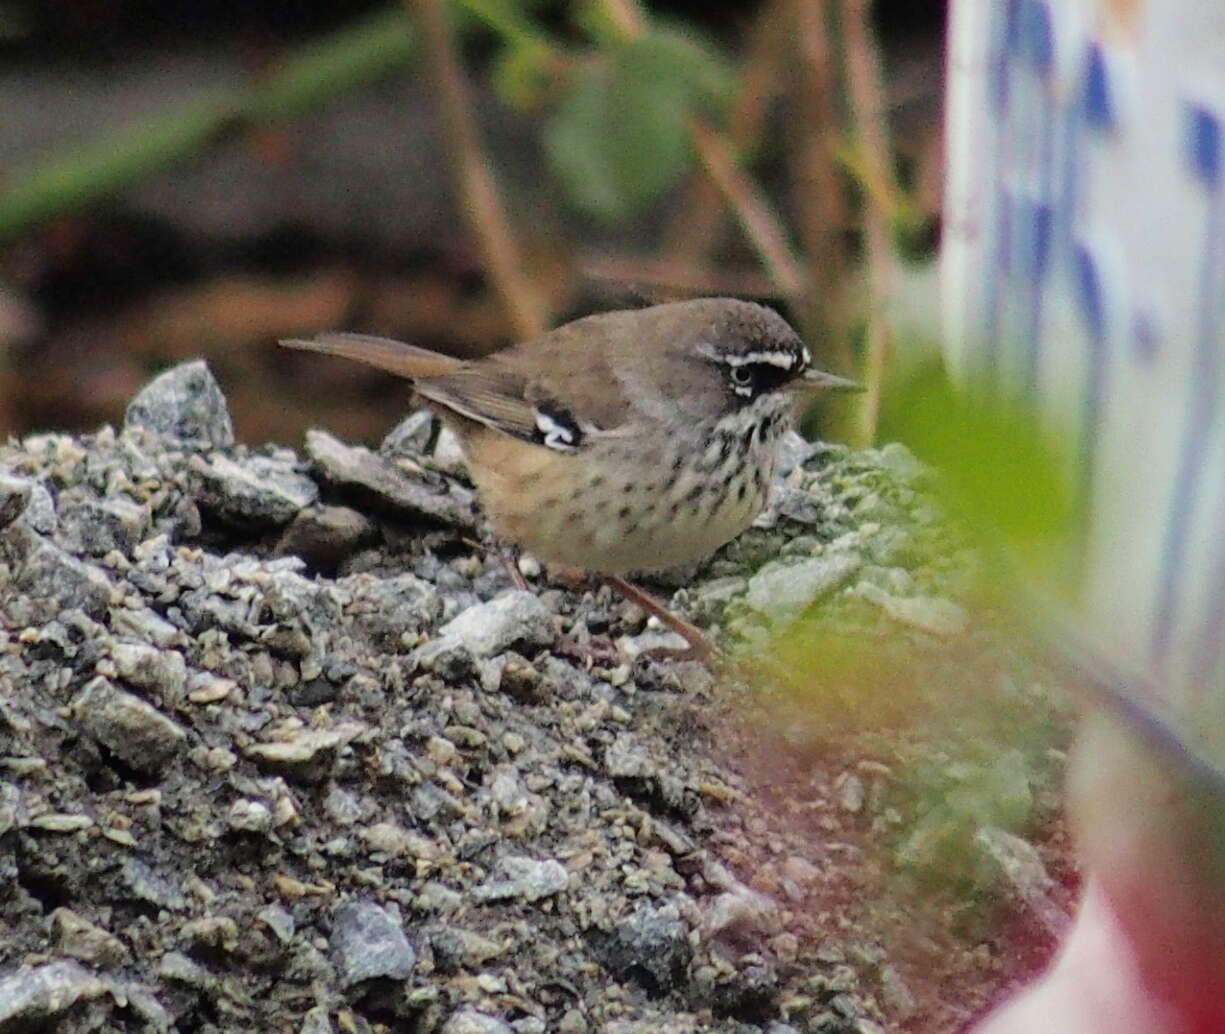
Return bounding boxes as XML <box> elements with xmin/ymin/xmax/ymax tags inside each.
<box><xmin>275</xmin><ymin>505</ymin><xmax>374</xmax><ymax>572</ymax></box>
<box><xmin>59</xmin><ymin>496</ymin><xmax>150</xmax><ymax>556</ymax></box>
<box><xmin>305</xmin><ymin>429</ymin><xmax>477</xmax><ymax>530</ymax></box>
<box><xmin>0</xmin><ymin>523</ymin><xmax>113</xmax><ymax>624</ymax></box>
<box><xmin>189</xmin><ymin>453</ymin><xmax>319</xmax><ymax>529</ymax></box>
<box><xmin>591</xmin><ymin>904</ymin><xmax>692</xmax><ymax>997</ymax></box>
<box><xmin>0</xmin><ymin>475</ymin><xmax>31</xmax><ymax>529</ymax></box>
<box><xmin>330</xmin><ymin>900</ymin><xmax>416</xmax><ymax>987</ymax></box>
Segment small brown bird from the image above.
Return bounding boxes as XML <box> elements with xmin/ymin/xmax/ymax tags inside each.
<box><xmin>283</xmin><ymin>297</ymin><xmax>858</xmax><ymax>656</ymax></box>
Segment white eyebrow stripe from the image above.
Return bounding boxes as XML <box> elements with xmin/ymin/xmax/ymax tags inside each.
<box><xmin>694</xmin><ymin>342</ymin><xmax>798</xmax><ymax>368</ymax></box>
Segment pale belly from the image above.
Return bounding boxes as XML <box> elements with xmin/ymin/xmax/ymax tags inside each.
<box><xmin>468</xmin><ymin>427</ymin><xmax>778</xmax><ymax>575</ymax></box>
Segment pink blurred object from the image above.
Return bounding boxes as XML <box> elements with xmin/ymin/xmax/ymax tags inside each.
<box><xmin>973</xmin><ymin>884</ymin><xmax>1177</xmax><ymax>1034</ymax></box>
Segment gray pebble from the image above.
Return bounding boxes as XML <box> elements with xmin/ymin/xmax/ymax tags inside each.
<box><xmin>438</xmin><ymin>591</ymin><xmax>554</xmax><ymax>658</ymax></box>
<box><xmin>346</xmin><ymin>572</ymin><xmax>443</xmax><ymax>649</ymax></box>
<box><xmin>58</xmin><ymin>495</ymin><xmax>149</xmax><ymax>556</ymax></box>
<box><xmin>0</xmin><ymin>960</ymin><xmax>110</xmax><ymax>1028</ymax></box>
<box><xmin>124</xmin><ymin>359</ymin><xmax>235</xmax><ymax>448</ymax></box>
<box><xmin>856</xmin><ymin>584</ymin><xmax>968</xmax><ymax>636</ymax></box>
<box><xmin>703</xmin><ymin>886</ymin><xmax>780</xmax><ymax>940</ymax></box>
<box><xmin>244</xmin><ymin>728</ymin><xmax>350</xmax><ymax>783</ymax></box>
<box><xmin>121</xmin><ymin>857</ymin><xmax>186</xmax><ymax>910</ymax></box>
<box><xmin>429</xmin><ymin>926</ymin><xmax>504</xmax><ymax>971</ymax></box>
<box><xmin>227</xmin><ymin>799</ymin><xmax>273</xmax><ymax>833</ymax></box>
<box><xmin>835</xmin><ymin>771</ymin><xmax>866</xmax><ymax>813</ymax></box>
<box><xmin>381</xmin><ymin>409</ymin><xmax>435</xmax><ymax>457</ymax></box>
<box><xmin>111</xmin><ymin>606</ymin><xmax>180</xmax><ymax>647</ymax></box>
<box><xmin>72</xmin><ymin>676</ymin><xmax>186</xmax><ymax>772</ymax></box>
<box><xmin>51</xmin><ymin>907</ymin><xmax>131</xmax><ymax>967</ymax></box>
<box><xmin>430</xmin><ymin>426</ymin><xmax>468</xmax><ymax>476</ymax></box>
<box><xmin>473</xmin><ymin>854</ymin><xmax>568</xmax><ymax>902</ymax></box>
<box><xmin>330</xmin><ymin>899</ymin><xmax>416</xmax><ymax>987</ymax></box>
<box><xmin>257</xmin><ymin>904</ymin><xmax>297</xmax><ymax>945</ymax></box>
<box><xmin>974</xmin><ymin>827</ymin><xmax>1068</xmax><ymax>937</ymax></box>
<box><xmin>299</xmin><ymin>1006</ymin><xmax>335</xmax><ymax>1034</ymax></box>
<box><xmin>22</xmin><ymin>480</ymin><xmax>58</xmax><ymax>533</ymax></box>
<box><xmin>159</xmin><ymin>950</ymin><xmax>213</xmax><ymax>988</ymax></box>
<box><xmin>412</xmin><ymin>637</ymin><xmax>477</xmax><ymax>682</ymax></box>
<box><xmin>109</xmin><ymin>641</ymin><xmax>188</xmax><ymax>705</ymax></box>
<box><xmin>189</xmin><ymin>452</ymin><xmax>319</xmax><ymax>528</ymax></box>
<box><xmin>441</xmin><ymin>1011</ymin><xmax>514</xmax><ymax>1034</ymax></box>
<box><xmin>744</xmin><ymin>554</ymin><xmax>861</xmax><ymax>620</ymax></box>
<box><xmin>306</xmin><ymin>429</ymin><xmax>478</xmax><ymax>530</ymax></box>
<box><xmin>876</xmin><ymin>442</ymin><xmax>927</xmax><ymax>482</ymax></box>
<box><xmin>0</xmin><ymin>523</ymin><xmax>113</xmax><ymax>624</ymax></box>
<box><xmin>0</xmin><ymin>474</ymin><xmax>30</xmax><ymax>528</ymax></box>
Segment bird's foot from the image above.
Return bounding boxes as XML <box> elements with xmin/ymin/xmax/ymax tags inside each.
<box><xmin>554</xmin><ymin>634</ymin><xmax>624</xmax><ymax>668</ymax></box>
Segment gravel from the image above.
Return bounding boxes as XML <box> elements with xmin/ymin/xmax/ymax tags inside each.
<box><xmin>0</xmin><ymin>360</ymin><xmax>1074</xmax><ymax>1033</ymax></box>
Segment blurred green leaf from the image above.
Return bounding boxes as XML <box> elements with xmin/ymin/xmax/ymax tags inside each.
<box><xmin>544</xmin><ymin>28</ymin><xmax>732</xmax><ymax>222</ymax></box>
<box><xmin>0</xmin><ymin>6</ymin><xmax>416</xmax><ymax>240</ymax></box>
<box><xmin>879</xmin><ymin>364</ymin><xmax>1080</xmax><ymax>597</ymax></box>
<box><xmin>492</xmin><ymin>43</ymin><xmax>557</xmax><ymax>110</ymax></box>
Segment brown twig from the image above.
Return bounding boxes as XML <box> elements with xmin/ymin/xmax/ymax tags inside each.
<box><xmin>577</xmin><ymin>252</ymin><xmax>782</xmax><ymax>301</ymax></box>
<box><xmin>840</xmin><ymin>0</ymin><xmax>896</xmax><ymax>444</ymax></box>
<box><xmin>412</xmin><ymin>0</ymin><xmax>548</xmax><ymax>340</ymax></box>
<box><xmin>789</xmin><ymin>0</ymin><xmax>854</xmax><ymax>370</ymax></box>
<box><xmin>686</xmin><ymin>120</ymin><xmax>808</xmax><ymax>305</ymax></box>
<box><xmin>660</xmin><ymin>0</ymin><xmax>793</xmax><ymax>265</ymax></box>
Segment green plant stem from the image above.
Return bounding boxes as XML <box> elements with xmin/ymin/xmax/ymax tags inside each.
<box><xmin>0</xmin><ymin>6</ymin><xmax>417</xmax><ymax>241</ymax></box>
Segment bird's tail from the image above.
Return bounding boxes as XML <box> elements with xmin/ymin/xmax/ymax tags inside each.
<box><xmin>279</xmin><ymin>332</ymin><xmax>463</xmax><ymax>381</ymax></box>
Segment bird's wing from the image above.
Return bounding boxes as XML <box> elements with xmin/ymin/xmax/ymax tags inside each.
<box><xmin>418</xmin><ymin>316</ymin><xmax>635</xmax><ymax>453</ymax></box>
<box><xmin>280</xmin><ymin>332</ymin><xmax>464</xmax><ymax>380</ymax></box>
<box><xmin>282</xmin><ymin>316</ymin><xmax>636</xmax><ymax>453</ymax></box>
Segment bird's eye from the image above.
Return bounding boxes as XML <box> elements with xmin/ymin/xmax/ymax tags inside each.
<box><xmin>730</xmin><ymin>366</ymin><xmax>753</xmax><ymax>387</ymax></box>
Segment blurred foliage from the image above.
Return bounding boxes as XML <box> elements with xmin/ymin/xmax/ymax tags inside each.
<box><xmin>880</xmin><ymin>363</ymin><xmax>1081</xmax><ymax>600</ymax></box>
<box><xmin>0</xmin><ymin>7</ymin><xmax>418</xmax><ymax>241</ymax></box>
<box><xmin>544</xmin><ymin>27</ymin><xmax>733</xmax><ymax>222</ymax></box>
<box><xmin>0</xmin><ymin>0</ymin><xmax>944</xmax><ymax>444</ymax></box>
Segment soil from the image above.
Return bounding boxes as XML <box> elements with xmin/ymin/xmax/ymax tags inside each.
<box><xmin>0</xmin><ymin>361</ymin><xmax>1075</xmax><ymax>1034</ymax></box>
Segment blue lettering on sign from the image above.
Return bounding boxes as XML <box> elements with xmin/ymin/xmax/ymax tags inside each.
<box><xmin>1187</xmin><ymin>103</ymin><xmax>1222</xmax><ymax>187</ymax></box>
<box><xmin>1153</xmin><ymin>109</ymin><xmax>1224</xmax><ymax>665</ymax></box>
<box><xmin>1016</xmin><ymin>1</ymin><xmax>1054</xmax><ymax>76</ymax></box>
<box><xmin>1082</xmin><ymin>43</ymin><xmax>1116</xmax><ymax>132</ymax></box>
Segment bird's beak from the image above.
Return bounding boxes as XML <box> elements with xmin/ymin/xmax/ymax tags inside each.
<box><xmin>796</xmin><ymin>368</ymin><xmax>863</xmax><ymax>393</ymax></box>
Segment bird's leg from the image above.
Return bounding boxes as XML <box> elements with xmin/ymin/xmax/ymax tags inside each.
<box><xmin>499</xmin><ymin>546</ymin><xmax>531</xmax><ymax>591</ymax></box>
<box><xmin>603</xmin><ymin>574</ymin><xmax>718</xmax><ymax>663</ymax></box>
<box><xmin>500</xmin><ymin>551</ymin><xmax>620</xmax><ymax>665</ymax></box>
